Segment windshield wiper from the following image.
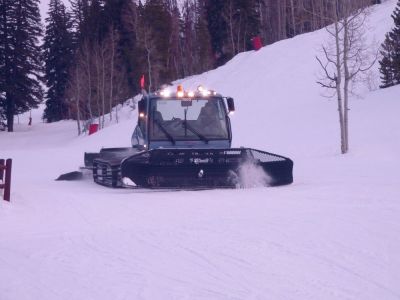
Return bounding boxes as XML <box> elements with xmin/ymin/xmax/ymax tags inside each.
<box><xmin>182</xmin><ymin>120</ymin><xmax>209</xmax><ymax>144</ymax></box>
<box><xmin>154</xmin><ymin>119</ymin><xmax>176</xmax><ymax>145</ymax></box>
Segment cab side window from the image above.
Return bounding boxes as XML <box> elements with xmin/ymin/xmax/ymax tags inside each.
<box><xmin>131</xmin><ymin>125</ymin><xmax>145</xmax><ymax>148</ymax></box>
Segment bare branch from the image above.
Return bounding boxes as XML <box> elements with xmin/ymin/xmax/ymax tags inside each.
<box><xmin>316</xmin><ymin>55</ymin><xmax>337</xmax><ymax>82</ymax></box>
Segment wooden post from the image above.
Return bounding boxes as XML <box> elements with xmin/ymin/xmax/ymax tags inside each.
<box><xmin>0</xmin><ymin>159</ymin><xmax>4</xmax><ymax>182</ymax></box>
<box><xmin>0</xmin><ymin>159</ymin><xmax>12</xmax><ymax>202</ymax></box>
<box><xmin>4</xmin><ymin>159</ymin><xmax>12</xmax><ymax>201</ymax></box>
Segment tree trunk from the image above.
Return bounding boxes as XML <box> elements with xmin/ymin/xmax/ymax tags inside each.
<box><xmin>109</xmin><ymin>27</ymin><xmax>115</xmax><ymax>122</ymax></box>
<box><xmin>144</xmin><ymin>31</ymin><xmax>152</xmax><ymax>92</ymax></box>
<box><xmin>84</xmin><ymin>43</ymin><xmax>93</xmax><ymax>121</ymax></box>
<box><xmin>236</xmin><ymin>12</ymin><xmax>241</xmax><ymax>53</ymax></box>
<box><xmin>228</xmin><ymin>1</ymin><xmax>236</xmax><ymax>55</ymax></box>
<box><xmin>289</xmin><ymin>0</ymin><xmax>296</xmax><ymax>36</ymax></box>
<box><xmin>6</xmin><ymin>95</ymin><xmax>14</xmax><ymax>132</ymax></box>
<box><xmin>3</xmin><ymin>1</ymin><xmax>13</xmax><ymax>132</ymax></box>
<box><xmin>281</xmin><ymin>0</ymin><xmax>287</xmax><ymax>39</ymax></box>
<box><xmin>343</xmin><ymin>15</ymin><xmax>350</xmax><ymax>153</ymax></box>
<box><xmin>95</xmin><ymin>47</ymin><xmax>102</xmax><ymax>127</ymax></box>
<box><xmin>75</xmin><ymin>67</ymin><xmax>81</xmax><ymax>135</ymax></box>
<box><xmin>333</xmin><ymin>11</ymin><xmax>346</xmax><ymax>154</ymax></box>
<box><xmin>101</xmin><ymin>44</ymin><xmax>106</xmax><ymax>129</ymax></box>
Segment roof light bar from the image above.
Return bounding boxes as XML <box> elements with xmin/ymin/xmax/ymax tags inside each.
<box><xmin>177</xmin><ymin>85</ymin><xmax>185</xmax><ymax>97</ymax></box>
<box><xmin>187</xmin><ymin>91</ymin><xmax>195</xmax><ymax>97</ymax></box>
<box><xmin>196</xmin><ymin>85</ymin><xmax>211</xmax><ymax>97</ymax></box>
<box><xmin>160</xmin><ymin>89</ymin><xmax>171</xmax><ymax>97</ymax></box>
<box><xmin>201</xmin><ymin>90</ymin><xmax>211</xmax><ymax>97</ymax></box>
<box><xmin>157</xmin><ymin>85</ymin><xmax>217</xmax><ymax>98</ymax></box>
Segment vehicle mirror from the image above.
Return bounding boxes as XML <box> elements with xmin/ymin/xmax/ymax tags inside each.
<box><xmin>181</xmin><ymin>101</ymin><xmax>192</xmax><ymax>107</ymax></box>
<box><xmin>227</xmin><ymin>97</ymin><xmax>235</xmax><ymax>113</ymax></box>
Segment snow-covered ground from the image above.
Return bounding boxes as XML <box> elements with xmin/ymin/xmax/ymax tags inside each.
<box><xmin>1</xmin><ymin>1</ymin><xmax>400</xmax><ymax>299</ymax></box>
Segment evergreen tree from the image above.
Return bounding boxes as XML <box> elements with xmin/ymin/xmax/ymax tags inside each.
<box><xmin>205</xmin><ymin>0</ymin><xmax>228</xmax><ymax>66</ymax></box>
<box><xmin>119</xmin><ymin>0</ymin><xmax>142</xmax><ymax>92</ymax></box>
<box><xmin>139</xmin><ymin>0</ymin><xmax>173</xmax><ymax>90</ymax></box>
<box><xmin>389</xmin><ymin>0</ymin><xmax>400</xmax><ymax>84</ymax></box>
<box><xmin>69</xmin><ymin>0</ymin><xmax>90</xmax><ymax>46</ymax></box>
<box><xmin>167</xmin><ymin>1</ymin><xmax>182</xmax><ymax>79</ymax></box>
<box><xmin>0</xmin><ymin>0</ymin><xmax>10</xmax><ymax>126</ymax></box>
<box><xmin>43</xmin><ymin>0</ymin><xmax>74</xmax><ymax>122</ymax></box>
<box><xmin>379</xmin><ymin>34</ymin><xmax>395</xmax><ymax>88</ymax></box>
<box><xmin>205</xmin><ymin>0</ymin><xmax>260</xmax><ymax>67</ymax></box>
<box><xmin>379</xmin><ymin>0</ymin><xmax>400</xmax><ymax>88</ymax></box>
<box><xmin>194</xmin><ymin>0</ymin><xmax>213</xmax><ymax>73</ymax></box>
<box><xmin>0</xmin><ymin>0</ymin><xmax>43</xmax><ymax>131</ymax></box>
<box><xmin>232</xmin><ymin>0</ymin><xmax>261</xmax><ymax>51</ymax></box>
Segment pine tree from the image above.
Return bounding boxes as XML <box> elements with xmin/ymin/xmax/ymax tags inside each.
<box><xmin>379</xmin><ymin>34</ymin><xmax>395</xmax><ymax>88</ymax></box>
<box><xmin>389</xmin><ymin>0</ymin><xmax>400</xmax><ymax>84</ymax></box>
<box><xmin>379</xmin><ymin>0</ymin><xmax>400</xmax><ymax>88</ymax></box>
<box><xmin>0</xmin><ymin>0</ymin><xmax>43</xmax><ymax>131</ymax></box>
<box><xmin>119</xmin><ymin>0</ymin><xmax>142</xmax><ymax>92</ymax></box>
<box><xmin>70</xmin><ymin>0</ymin><xmax>90</xmax><ymax>46</ymax></box>
<box><xmin>194</xmin><ymin>0</ymin><xmax>213</xmax><ymax>73</ymax></box>
<box><xmin>204</xmin><ymin>0</ymin><xmax>260</xmax><ymax>67</ymax></box>
<box><xmin>43</xmin><ymin>0</ymin><xmax>74</xmax><ymax>122</ymax></box>
<box><xmin>0</xmin><ymin>0</ymin><xmax>10</xmax><ymax>127</ymax></box>
<box><xmin>139</xmin><ymin>0</ymin><xmax>173</xmax><ymax>90</ymax></box>
<box><xmin>205</xmin><ymin>0</ymin><xmax>228</xmax><ymax>66</ymax></box>
<box><xmin>235</xmin><ymin>0</ymin><xmax>261</xmax><ymax>51</ymax></box>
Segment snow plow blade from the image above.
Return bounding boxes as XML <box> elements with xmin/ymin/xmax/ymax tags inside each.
<box><xmin>117</xmin><ymin>148</ymin><xmax>293</xmax><ymax>188</ymax></box>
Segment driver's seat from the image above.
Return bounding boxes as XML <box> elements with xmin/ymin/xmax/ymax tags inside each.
<box><xmin>153</xmin><ymin>110</ymin><xmax>164</xmax><ymax>122</ymax></box>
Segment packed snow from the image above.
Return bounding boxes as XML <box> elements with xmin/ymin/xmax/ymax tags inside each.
<box><xmin>1</xmin><ymin>1</ymin><xmax>400</xmax><ymax>299</ymax></box>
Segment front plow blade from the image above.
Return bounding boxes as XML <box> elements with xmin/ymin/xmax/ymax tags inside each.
<box><xmin>121</xmin><ymin>148</ymin><xmax>293</xmax><ymax>188</ymax></box>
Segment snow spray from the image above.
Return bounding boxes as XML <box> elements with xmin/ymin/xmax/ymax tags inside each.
<box><xmin>237</xmin><ymin>160</ymin><xmax>272</xmax><ymax>188</ymax></box>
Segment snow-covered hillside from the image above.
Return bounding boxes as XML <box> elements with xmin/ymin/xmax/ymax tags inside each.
<box><xmin>1</xmin><ymin>1</ymin><xmax>400</xmax><ymax>299</ymax></box>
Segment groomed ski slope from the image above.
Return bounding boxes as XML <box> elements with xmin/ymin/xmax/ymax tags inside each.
<box><xmin>1</xmin><ymin>1</ymin><xmax>400</xmax><ymax>299</ymax></box>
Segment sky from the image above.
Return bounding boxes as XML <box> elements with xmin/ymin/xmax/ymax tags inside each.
<box><xmin>39</xmin><ymin>0</ymin><xmax>50</xmax><ymax>22</ymax></box>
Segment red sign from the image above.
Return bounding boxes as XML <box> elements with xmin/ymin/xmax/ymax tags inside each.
<box><xmin>140</xmin><ymin>75</ymin><xmax>145</xmax><ymax>89</ymax></box>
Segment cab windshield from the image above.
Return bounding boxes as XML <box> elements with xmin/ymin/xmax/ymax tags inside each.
<box><xmin>149</xmin><ymin>98</ymin><xmax>229</xmax><ymax>142</ymax></box>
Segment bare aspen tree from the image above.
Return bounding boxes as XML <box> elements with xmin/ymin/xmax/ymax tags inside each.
<box><xmin>134</xmin><ymin>15</ymin><xmax>156</xmax><ymax>93</ymax></box>
<box><xmin>113</xmin><ymin>64</ymin><xmax>130</xmax><ymax>123</ymax></box>
<box><xmin>66</xmin><ymin>52</ymin><xmax>90</xmax><ymax>135</ymax></box>
<box><xmin>81</xmin><ymin>40</ymin><xmax>93</xmax><ymax>122</ymax></box>
<box><xmin>144</xmin><ymin>29</ymin><xmax>153</xmax><ymax>92</ymax></box>
<box><xmin>236</xmin><ymin>8</ymin><xmax>241</xmax><ymax>53</ymax></box>
<box><xmin>108</xmin><ymin>26</ymin><xmax>116</xmax><ymax>122</ymax></box>
<box><xmin>289</xmin><ymin>0</ymin><xmax>296</xmax><ymax>36</ymax></box>
<box><xmin>225</xmin><ymin>0</ymin><xmax>237</xmax><ymax>55</ymax></box>
<box><xmin>101</xmin><ymin>40</ymin><xmax>106</xmax><ymax>129</ymax></box>
<box><xmin>94</xmin><ymin>45</ymin><xmax>102</xmax><ymax>127</ymax></box>
<box><xmin>74</xmin><ymin>65</ymin><xmax>82</xmax><ymax>135</ymax></box>
<box><xmin>66</xmin><ymin>64</ymin><xmax>83</xmax><ymax>135</ymax></box>
<box><xmin>105</xmin><ymin>27</ymin><xmax>127</xmax><ymax>124</ymax></box>
<box><xmin>316</xmin><ymin>0</ymin><xmax>377</xmax><ymax>154</ymax></box>
<box><xmin>280</xmin><ymin>0</ymin><xmax>288</xmax><ymax>39</ymax></box>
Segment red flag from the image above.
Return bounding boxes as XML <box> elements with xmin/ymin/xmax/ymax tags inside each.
<box><xmin>140</xmin><ymin>75</ymin><xmax>145</xmax><ymax>89</ymax></box>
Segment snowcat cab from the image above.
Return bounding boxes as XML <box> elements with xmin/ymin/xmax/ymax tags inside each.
<box><xmin>82</xmin><ymin>85</ymin><xmax>293</xmax><ymax>188</ymax></box>
<box><xmin>131</xmin><ymin>86</ymin><xmax>234</xmax><ymax>151</ymax></box>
